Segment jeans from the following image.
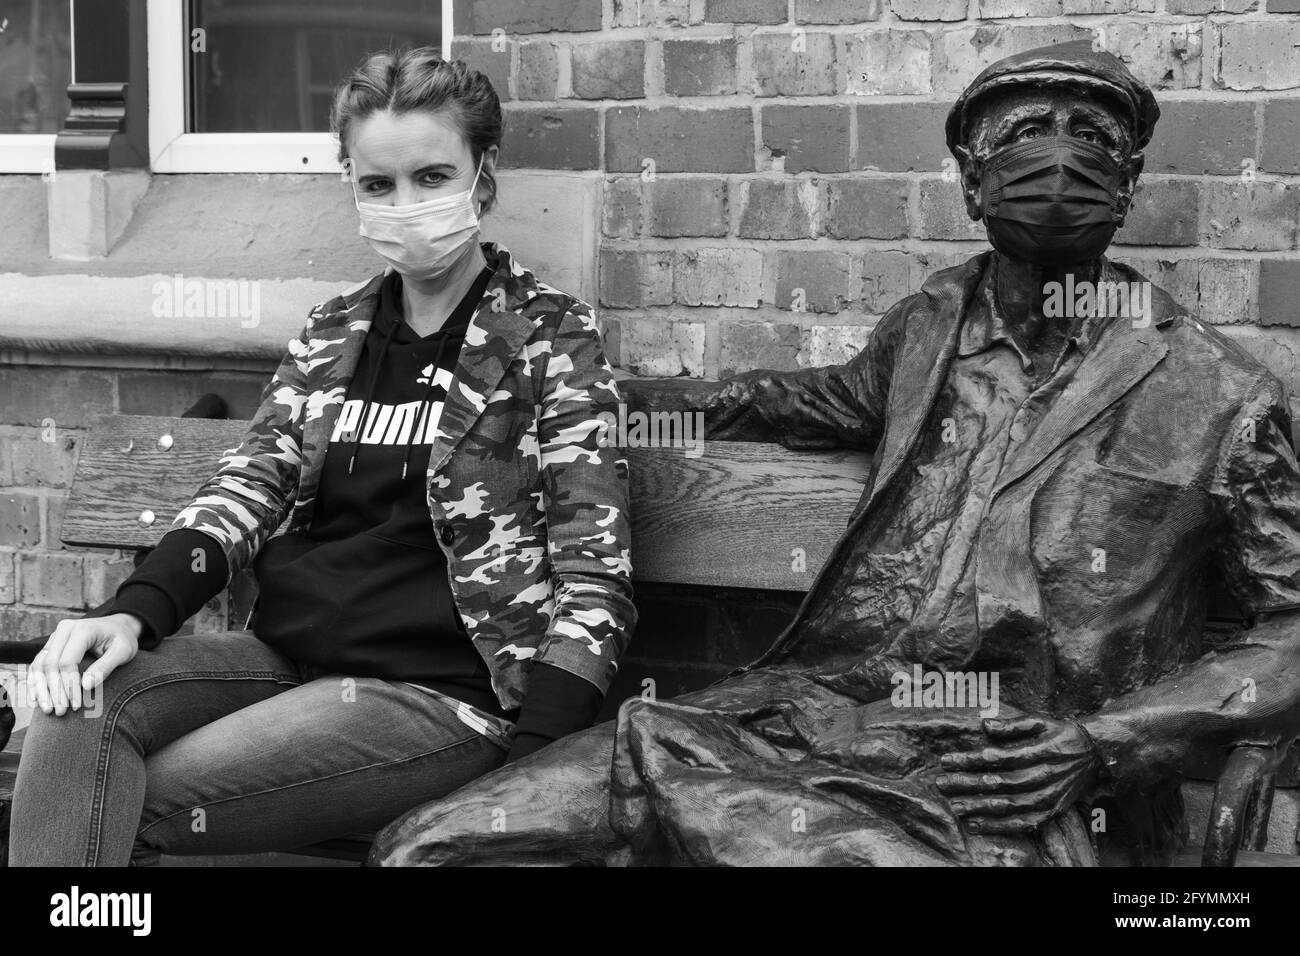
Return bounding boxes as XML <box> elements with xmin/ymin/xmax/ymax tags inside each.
<box><xmin>9</xmin><ymin>630</ymin><xmax>507</xmax><ymax>866</ymax></box>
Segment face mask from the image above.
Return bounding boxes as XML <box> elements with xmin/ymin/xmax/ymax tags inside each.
<box><xmin>352</xmin><ymin>155</ymin><xmax>485</xmax><ymax>282</ymax></box>
<box><xmin>979</xmin><ymin>136</ymin><xmax>1123</xmax><ymax>267</ymax></box>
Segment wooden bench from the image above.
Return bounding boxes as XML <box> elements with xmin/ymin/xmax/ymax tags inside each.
<box><xmin>1</xmin><ymin>408</ymin><xmax>1297</xmax><ymax>866</ymax></box>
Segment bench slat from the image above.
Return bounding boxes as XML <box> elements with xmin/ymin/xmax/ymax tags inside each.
<box><xmin>62</xmin><ymin>414</ymin><xmax>249</xmax><ymax>550</ymax></box>
<box><xmin>628</xmin><ymin>441</ymin><xmax>869</xmax><ymax>591</ymax></box>
<box><xmin>61</xmin><ymin>415</ymin><xmax>875</xmax><ymax>593</ymax></box>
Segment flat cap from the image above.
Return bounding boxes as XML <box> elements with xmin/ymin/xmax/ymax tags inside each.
<box><xmin>945</xmin><ymin>39</ymin><xmax>1160</xmax><ymax>157</ymax></box>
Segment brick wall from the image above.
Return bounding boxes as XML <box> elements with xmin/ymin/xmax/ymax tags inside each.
<box><xmin>453</xmin><ymin>0</ymin><xmax>1300</xmax><ymax>387</ymax></box>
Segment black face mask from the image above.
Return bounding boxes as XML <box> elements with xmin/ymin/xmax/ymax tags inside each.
<box><xmin>979</xmin><ymin>135</ymin><xmax>1124</xmax><ymax>267</ymax></box>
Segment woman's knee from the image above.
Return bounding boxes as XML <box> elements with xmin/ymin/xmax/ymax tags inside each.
<box><xmin>24</xmin><ymin>653</ymin><xmax>201</xmax><ymax>763</ymax></box>
<box><xmin>22</xmin><ymin>653</ymin><xmax>144</xmax><ymax>738</ymax></box>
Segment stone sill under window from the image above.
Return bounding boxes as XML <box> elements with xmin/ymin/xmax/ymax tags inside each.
<box><xmin>0</xmin><ymin>169</ymin><xmax>602</xmax><ymax>369</ymax></box>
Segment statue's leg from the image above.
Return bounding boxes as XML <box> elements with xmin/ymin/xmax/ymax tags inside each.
<box><xmin>609</xmin><ymin>695</ymin><xmax>970</xmax><ymax>866</ymax></box>
<box><xmin>369</xmin><ymin>713</ymin><xmax>620</xmax><ymax>866</ymax></box>
<box><xmin>368</xmin><ymin>666</ymin><xmax>850</xmax><ymax>866</ymax></box>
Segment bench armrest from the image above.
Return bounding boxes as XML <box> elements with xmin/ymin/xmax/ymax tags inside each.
<box><xmin>1202</xmin><ymin>745</ymin><xmax>1276</xmax><ymax>867</ymax></box>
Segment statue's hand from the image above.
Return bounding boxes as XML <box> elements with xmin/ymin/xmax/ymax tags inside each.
<box><xmin>702</xmin><ymin>372</ymin><xmax>840</xmax><ymax>449</ymax></box>
<box><xmin>701</xmin><ymin>372</ymin><xmax>768</xmax><ymax>429</ymax></box>
<box><xmin>624</xmin><ymin>371</ymin><xmax>775</xmax><ymax>440</ymax></box>
<box><xmin>934</xmin><ymin>716</ymin><xmax>1099</xmax><ymax>835</ymax></box>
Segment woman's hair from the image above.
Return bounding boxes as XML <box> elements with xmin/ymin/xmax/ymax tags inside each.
<box><xmin>330</xmin><ymin>47</ymin><xmax>504</xmax><ymax>214</ymax></box>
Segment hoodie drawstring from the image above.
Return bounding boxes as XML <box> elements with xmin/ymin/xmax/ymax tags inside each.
<box><xmin>401</xmin><ymin>333</ymin><xmax>450</xmax><ymax>481</ymax></box>
<box><xmin>347</xmin><ymin>310</ymin><xmax>403</xmax><ymax>476</ymax></box>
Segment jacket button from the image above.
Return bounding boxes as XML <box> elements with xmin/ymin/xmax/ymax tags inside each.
<box><xmin>440</xmin><ymin>525</ymin><xmax>455</xmax><ymax>546</ymax></box>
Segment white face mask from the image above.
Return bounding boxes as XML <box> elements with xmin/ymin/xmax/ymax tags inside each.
<box><xmin>352</xmin><ymin>155</ymin><xmax>485</xmax><ymax>282</ymax></box>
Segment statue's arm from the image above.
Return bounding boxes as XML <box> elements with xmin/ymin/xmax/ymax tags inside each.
<box><xmin>1081</xmin><ymin>613</ymin><xmax>1300</xmax><ymax>791</ymax></box>
<box><xmin>620</xmin><ymin>302</ymin><xmax>909</xmax><ymax>451</ymax></box>
<box><xmin>1082</xmin><ymin>377</ymin><xmax>1300</xmax><ymax>792</ymax></box>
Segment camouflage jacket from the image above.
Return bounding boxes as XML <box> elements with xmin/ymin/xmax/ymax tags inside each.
<box><xmin>172</xmin><ymin>243</ymin><xmax>636</xmax><ymax>709</ymax></box>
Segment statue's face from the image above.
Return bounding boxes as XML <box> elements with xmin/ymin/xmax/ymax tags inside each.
<box><xmin>955</xmin><ymin>85</ymin><xmax>1144</xmax><ymax>230</ymax></box>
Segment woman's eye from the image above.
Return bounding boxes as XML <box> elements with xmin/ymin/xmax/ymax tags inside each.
<box><xmin>422</xmin><ymin>173</ymin><xmax>447</xmax><ymax>186</ymax></box>
<box><xmin>1015</xmin><ymin>125</ymin><xmax>1044</xmax><ymax>142</ymax></box>
<box><xmin>1074</xmin><ymin>129</ymin><xmax>1102</xmax><ymax>144</ymax></box>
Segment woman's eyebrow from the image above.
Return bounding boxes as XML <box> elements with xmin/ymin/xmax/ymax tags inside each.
<box><xmin>354</xmin><ymin>162</ymin><xmax>459</xmax><ymax>183</ymax></box>
<box><xmin>411</xmin><ymin>162</ymin><xmax>460</xmax><ymax>176</ymax></box>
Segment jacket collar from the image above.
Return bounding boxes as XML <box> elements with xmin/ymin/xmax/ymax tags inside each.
<box><xmin>865</xmin><ymin>252</ymin><xmax>988</xmax><ymax>512</ymax></box>
<box><xmin>421</xmin><ymin>242</ymin><xmax>542</xmax><ymax>473</ymax></box>
<box><xmin>957</xmin><ymin>256</ymin><xmax>1109</xmax><ymax>372</ymax></box>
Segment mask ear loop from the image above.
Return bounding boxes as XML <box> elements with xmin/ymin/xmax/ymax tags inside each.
<box><xmin>347</xmin><ymin>158</ymin><xmax>365</xmax><ymax>212</ymax></box>
<box><xmin>468</xmin><ymin>153</ymin><xmax>486</xmax><ymax>218</ymax></box>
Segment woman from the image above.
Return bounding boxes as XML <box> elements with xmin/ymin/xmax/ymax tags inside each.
<box><xmin>10</xmin><ymin>49</ymin><xmax>635</xmax><ymax>866</ymax></box>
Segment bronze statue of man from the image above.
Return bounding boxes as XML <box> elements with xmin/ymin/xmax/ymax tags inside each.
<box><xmin>370</xmin><ymin>41</ymin><xmax>1300</xmax><ymax>866</ymax></box>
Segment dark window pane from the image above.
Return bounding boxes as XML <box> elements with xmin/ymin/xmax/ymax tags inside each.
<box><xmin>188</xmin><ymin>0</ymin><xmax>441</xmax><ymax>133</ymax></box>
<box><xmin>0</xmin><ymin>0</ymin><xmax>71</xmax><ymax>134</ymax></box>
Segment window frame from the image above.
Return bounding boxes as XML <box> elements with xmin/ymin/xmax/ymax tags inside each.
<box><xmin>0</xmin><ymin>0</ymin><xmax>74</xmax><ymax>173</ymax></box>
<box><xmin>146</xmin><ymin>0</ymin><xmax>452</xmax><ymax>174</ymax></box>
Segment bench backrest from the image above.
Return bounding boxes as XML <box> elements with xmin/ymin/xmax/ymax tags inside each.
<box><xmin>62</xmin><ymin>414</ymin><xmax>873</xmax><ymax>592</ymax></box>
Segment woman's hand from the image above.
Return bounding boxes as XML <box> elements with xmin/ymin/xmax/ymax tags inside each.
<box><xmin>28</xmin><ymin>614</ymin><xmax>142</xmax><ymax>717</ymax></box>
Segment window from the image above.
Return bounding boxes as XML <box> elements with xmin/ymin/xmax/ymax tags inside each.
<box><xmin>149</xmin><ymin>0</ymin><xmax>448</xmax><ymax>173</ymax></box>
<box><xmin>0</xmin><ymin>0</ymin><xmax>71</xmax><ymax>172</ymax></box>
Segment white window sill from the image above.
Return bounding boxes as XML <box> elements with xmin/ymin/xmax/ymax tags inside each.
<box><xmin>150</xmin><ymin>133</ymin><xmax>343</xmax><ymax>174</ymax></box>
<box><xmin>0</xmin><ymin>134</ymin><xmax>55</xmax><ymax>175</ymax></box>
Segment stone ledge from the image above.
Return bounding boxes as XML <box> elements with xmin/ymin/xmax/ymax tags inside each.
<box><xmin>0</xmin><ymin>170</ymin><xmax>601</xmax><ymax>300</ymax></box>
<box><xmin>0</xmin><ymin>273</ymin><xmax>342</xmax><ymax>361</ymax></box>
